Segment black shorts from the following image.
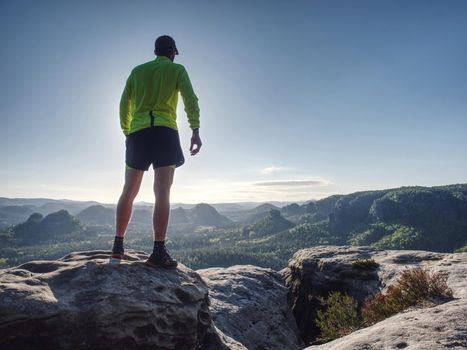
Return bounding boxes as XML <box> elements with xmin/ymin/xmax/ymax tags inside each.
<box><xmin>125</xmin><ymin>126</ymin><xmax>185</xmax><ymax>171</ymax></box>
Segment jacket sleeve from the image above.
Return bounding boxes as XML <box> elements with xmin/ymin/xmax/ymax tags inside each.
<box><xmin>178</xmin><ymin>66</ymin><xmax>200</xmax><ymax>129</ymax></box>
<box><xmin>119</xmin><ymin>73</ymin><xmax>134</xmax><ymax>136</ymax></box>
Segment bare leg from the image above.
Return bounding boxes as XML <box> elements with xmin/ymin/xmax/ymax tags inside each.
<box><xmin>153</xmin><ymin>165</ymin><xmax>175</xmax><ymax>241</ymax></box>
<box><xmin>115</xmin><ymin>168</ymin><xmax>145</xmax><ymax>238</ymax></box>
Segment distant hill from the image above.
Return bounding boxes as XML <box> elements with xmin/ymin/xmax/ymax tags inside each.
<box><xmin>0</xmin><ymin>198</ymin><xmax>303</xmax><ymax>228</ymax></box>
<box><xmin>77</xmin><ymin>205</ymin><xmax>115</xmax><ymax>226</ymax></box>
<box><xmin>281</xmin><ymin>203</ymin><xmax>306</xmax><ymax>217</ymax></box>
<box><xmin>73</xmin><ymin>202</ymin><xmax>233</xmax><ymax>229</ymax></box>
<box><xmin>251</xmin><ymin>203</ymin><xmax>281</xmax><ymax>214</ymax></box>
<box><xmin>263</xmin><ymin>183</ymin><xmax>467</xmax><ymax>253</ymax></box>
<box><xmin>189</xmin><ymin>203</ymin><xmax>233</xmax><ymax>226</ymax></box>
<box><xmin>280</xmin><ymin>202</ymin><xmax>319</xmax><ymax>223</ymax></box>
<box><xmin>169</xmin><ymin>207</ymin><xmax>190</xmax><ymax>225</ymax></box>
<box><xmin>243</xmin><ymin>209</ymin><xmax>295</xmax><ymax>238</ymax></box>
<box><xmin>0</xmin><ymin>197</ymin><xmax>101</xmax><ymax>217</ymax></box>
<box><xmin>2</xmin><ymin>184</ymin><xmax>467</xmax><ymax>270</ymax></box>
<box><xmin>115</xmin><ymin>203</ymin><xmax>233</xmax><ymax>228</ymax></box>
<box><xmin>0</xmin><ymin>197</ymin><xmax>62</xmax><ymax>207</ymax></box>
<box><xmin>11</xmin><ymin>210</ymin><xmax>83</xmax><ymax>243</ymax></box>
<box><xmin>140</xmin><ymin>201</ymin><xmax>299</xmax><ymax>211</ymax></box>
<box><xmin>0</xmin><ymin>205</ymin><xmax>36</xmax><ymax>229</ymax></box>
<box><xmin>223</xmin><ymin>203</ymin><xmax>282</xmax><ymax>224</ymax></box>
<box><xmin>3</xmin><ymin>184</ymin><xmax>466</xmax><ymax>253</ymax></box>
<box><xmin>208</xmin><ymin>203</ymin><xmax>249</xmax><ymax>212</ymax></box>
<box><xmin>210</xmin><ymin>201</ymin><xmax>304</xmax><ymax>212</ymax></box>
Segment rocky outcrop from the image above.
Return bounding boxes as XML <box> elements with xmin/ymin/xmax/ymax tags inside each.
<box><xmin>0</xmin><ymin>250</ymin><xmax>304</xmax><ymax>349</ymax></box>
<box><xmin>4</xmin><ymin>244</ymin><xmax>464</xmax><ymax>350</ymax></box>
<box><xmin>280</xmin><ymin>245</ymin><xmax>467</xmax><ymax>349</ymax></box>
<box><xmin>197</xmin><ymin>265</ymin><xmax>305</xmax><ymax>350</ymax></box>
<box><xmin>0</xmin><ymin>250</ymin><xmax>230</xmax><ymax>350</ymax></box>
<box><xmin>201</xmin><ymin>324</ymin><xmax>247</xmax><ymax>350</ymax></box>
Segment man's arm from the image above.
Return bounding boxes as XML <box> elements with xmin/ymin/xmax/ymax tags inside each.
<box><xmin>119</xmin><ymin>74</ymin><xmax>134</xmax><ymax>136</ymax></box>
<box><xmin>178</xmin><ymin>66</ymin><xmax>200</xmax><ymax>130</ymax></box>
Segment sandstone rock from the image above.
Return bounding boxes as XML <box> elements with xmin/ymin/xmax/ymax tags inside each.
<box><xmin>0</xmin><ymin>250</ymin><xmax>216</xmax><ymax>350</ymax></box>
<box><xmin>280</xmin><ymin>245</ymin><xmax>382</xmax><ymax>343</ymax></box>
<box><xmin>197</xmin><ymin>264</ymin><xmax>305</xmax><ymax>350</ymax></box>
<box><xmin>280</xmin><ymin>245</ymin><xmax>467</xmax><ymax>349</ymax></box>
<box><xmin>201</xmin><ymin>324</ymin><xmax>248</xmax><ymax>350</ymax></box>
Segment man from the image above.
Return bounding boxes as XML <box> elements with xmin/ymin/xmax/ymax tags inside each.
<box><xmin>110</xmin><ymin>35</ymin><xmax>202</xmax><ymax>268</ymax></box>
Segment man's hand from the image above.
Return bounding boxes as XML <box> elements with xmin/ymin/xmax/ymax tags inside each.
<box><xmin>190</xmin><ymin>129</ymin><xmax>202</xmax><ymax>156</ymax></box>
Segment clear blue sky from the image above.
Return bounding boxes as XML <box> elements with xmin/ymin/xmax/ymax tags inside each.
<box><xmin>1</xmin><ymin>0</ymin><xmax>466</xmax><ymax>204</ymax></box>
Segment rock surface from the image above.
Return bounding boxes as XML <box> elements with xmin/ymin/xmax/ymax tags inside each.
<box><xmin>201</xmin><ymin>324</ymin><xmax>247</xmax><ymax>350</ymax></box>
<box><xmin>3</xmin><ymin>245</ymin><xmax>464</xmax><ymax>349</ymax></box>
<box><xmin>280</xmin><ymin>245</ymin><xmax>467</xmax><ymax>349</ymax></box>
<box><xmin>197</xmin><ymin>264</ymin><xmax>305</xmax><ymax>350</ymax></box>
<box><xmin>0</xmin><ymin>250</ymin><xmax>220</xmax><ymax>350</ymax></box>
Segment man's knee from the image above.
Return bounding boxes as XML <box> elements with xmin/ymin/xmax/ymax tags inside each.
<box><xmin>122</xmin><ymin>183</ymin><xmax>140</xmax><ymax>199</ymax></box>
<box><xmin>121</xmin><ymin>191</ymin><xmax>137</xmax><ymax>204</ymax></box>
<box><xmin>122</xmin><ymin>168</ymin><xmax>144</xmax><ymax>197</ymax></box>
<box><xmin>154</xmin><ymin>171</ymin><xmax>174</xmax><ymax>196</ymax></box>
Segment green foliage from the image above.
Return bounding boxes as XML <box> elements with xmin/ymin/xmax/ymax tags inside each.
<box><xmin>330</xmin><ymin>190</ymin><xmax>388</xmax><ymax>232</ymax></box>
<box><xmin>348</xmin><ymin>223</ymin><xmax>392</xmax><ymax>246</ymax></box>
<box><xmin>362</xmin><ymin>266</ymin><xmax>454</xmax><ymax>326</ymax></box>
<box><xmin>174</xmin><ymin>246</ymin><xmax>286</xmax><ymax>270</ymax></box>
<box><xmin>339</xmin><ymin>185</ymin><xmax>467</xmax><ymax>252</ymax></box>
<box><xmin>454</xmin><ymin>245</ymin><xmax>467</xmax><ymax>253</ymax></box>
<box><xmin>372</xmin><ymin>226</ymin><xmax>426</xmax><ymax>250</ymax></box>
<box><xmin>370</xmin><ymin>188</ymin><xmax>465</xmax><ymax>226</ymax></box>
<box><xmin>311</xmin><ymin>195</ymin><xmax>343</xmax><ymax>221</ymax></box>
<box><xmin>315</xmin><ymin>291</ymin><xmax>360</xmax><ymax>341</ymax></box>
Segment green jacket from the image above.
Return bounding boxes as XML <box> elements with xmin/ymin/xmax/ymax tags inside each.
<box><xmin>119</xmin><ymin>55</ymin><xmax>200</xmax><ymax>136</ymax></box>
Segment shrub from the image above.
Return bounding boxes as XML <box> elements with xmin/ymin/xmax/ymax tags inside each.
<box><xmin>352</xmin><ymin>258</ymin><xmax>379</xmax><ymax>269</ymax></box>
<box><xmin>315</xmin><ymin>291</ymin><xmax>360</xmax><ymax>341</ymax></box>
<box><xmin>360</xmin><ymin>285</ymin><xmax>405</xmax><ymax>325</ymax></box>
<box><xmin>362</xmin><ymin>266</ymin><xmax>453</xmax><ymax>326</ymax></box>
<box><xmin>396</xmin><ymin>266</ymin><xmax>453</xmax><ymax>302</ymax></box>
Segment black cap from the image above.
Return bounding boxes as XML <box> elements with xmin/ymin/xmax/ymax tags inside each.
<box><xmin>155</xmin><ymin>35</ymin><xmax>178</xmax><ymax>56</ymax></box>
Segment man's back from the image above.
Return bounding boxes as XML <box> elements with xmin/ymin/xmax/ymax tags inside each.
<box><xmin>120</xmin><ymin>55</ymin><xmax>200</xmax><ymax>136</ymax></box>
<box><xmin>112</xmin><ymin>35</ymin><xmax>202</xmax><ymax>268</ymax></box>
